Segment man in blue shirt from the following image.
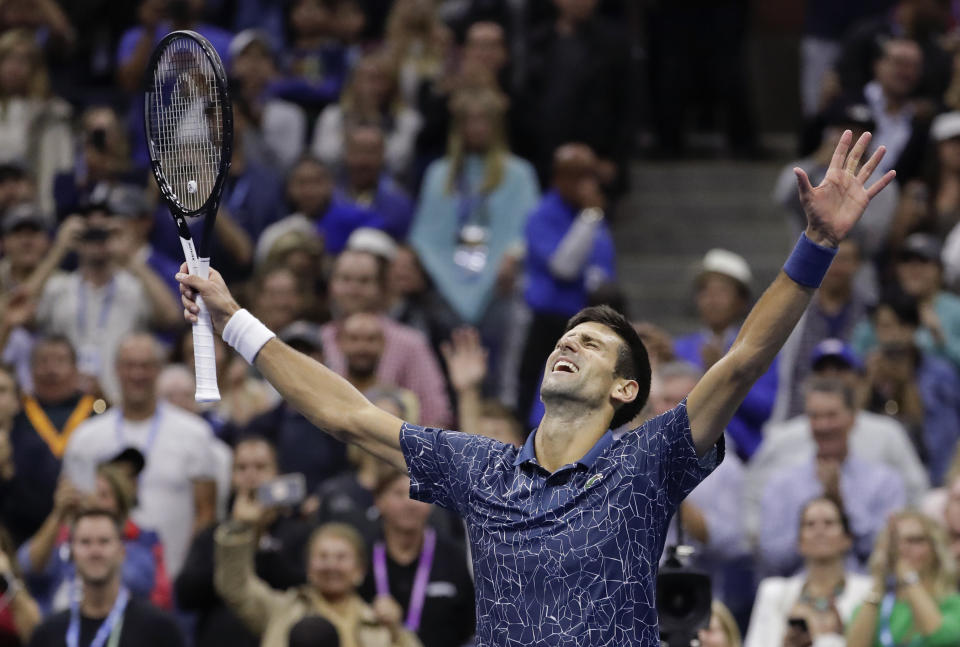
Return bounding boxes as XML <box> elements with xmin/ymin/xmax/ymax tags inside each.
<box><xmin>176</xmin><ymin>132</ymin><xmax>896</xmax><ymax>645</ymax></box>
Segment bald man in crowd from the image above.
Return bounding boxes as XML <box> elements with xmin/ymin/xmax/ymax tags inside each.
<box><xmin>518</xmin><ymin>143</ymin><xmax>617</xmax><ymax>419</ymax></box>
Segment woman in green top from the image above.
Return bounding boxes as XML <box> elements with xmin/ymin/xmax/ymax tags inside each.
<box><xmin>847</xmin><ymin>510</ymin><xmax>960</xmax><ymax>647</ymax></box>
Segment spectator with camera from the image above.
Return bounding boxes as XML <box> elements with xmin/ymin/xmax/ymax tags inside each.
<box><xmin>214</xmin><ymin>517</ymin><xmax>422</xmax><ymax>647</ymax></box>
<box><xmin>859</xmin><ymin>290</ymin><xmax>960</xmax><ymax>486</ymax></box>
<box><xmin>0</xmin><ymin>339</ymin><xmax>101</xmax><ymax>546</ymax></box>
<box><xmin>360</xmin><ymin>470</ymin><xmax>474</xmax><ymax>647</ymax></box>
<box><xmin>19</xmin><ymin>458</ymin><xmax>171</xmax><ymax>613</ymax></box>
<box><xmin>759</xmin><ymin>377</ymin><xmax>906</xmax><ymax>576</ymax></box>
<box><xmin>177</xmin><ymin>434</ymin><xmax>315</xmax><ymax>647</ymax></box>
<box><xmin>26</xmin><ymin>509</ymin><xmax>184</xmax><ymax>647</ymax></box>
<box><xmin>27</xmin><ymin>192</ymin><xmax>181</xmax><ymax>403</ymax></box>
<box><xmin>855</xmin><ymin>233</ymin><xmax>960</xmax><ymax>374</ymax></box>
<box><xmin>846</xmin><ymin>510</ymin><xmax>960</xmax><ymax>647</ymax></box>
<box><xmin>746</xmin><ymin>496</ymin><xmax>872</xmax><ymax>647</ymax></box>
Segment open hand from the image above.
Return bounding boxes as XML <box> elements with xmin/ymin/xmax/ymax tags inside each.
<box><xmin>177</xmin><ymin>263</ymin><xmax>241</xmax><ymax>334</ymax></box>
<box><xmin>441</xmin><ymin>327</ymin><xmax>488</xmax><ymax>393</ymax></box>
<box><xmin>794</xmin><ymin>130</ymin><xmax>896</xmax><ymax>247</ymax></box>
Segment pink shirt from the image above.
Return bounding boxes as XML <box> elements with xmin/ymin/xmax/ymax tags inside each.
<box><xmin>321</xmin><ymin>316</ymin><xmax>453</xmax><ymax>427</ymax></box>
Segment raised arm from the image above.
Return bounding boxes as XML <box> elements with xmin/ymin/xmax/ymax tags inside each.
<box><xmin>687</xmin><ymin>131</ymin><xmax>896</xmax><ymax>455</ymax></box>
<box><xmin>176</xmin><ymin>268</ymin><xmax>406</xmax><ymax>470</ymax></box>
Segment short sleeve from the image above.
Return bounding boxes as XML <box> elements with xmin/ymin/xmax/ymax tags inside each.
<box><xmin>621</xmin><ymin>399</ymin><xmax>723</xmax><ymax>508</ymax></box>
<box><xmin>399</xmin><ymin>422</ymin><xmax>509</xmax><ymax>517</ymax></box>
<box><xmin>183</xmin><ymin>425</ymin><xmax>218</xmax><ymax>482</ymax></box>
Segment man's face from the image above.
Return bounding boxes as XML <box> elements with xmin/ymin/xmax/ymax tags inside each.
<box><xmin>806</xmin><ymin>390</ymin><xmax>854</xmax><ymax>461</ymax></box>
<box><xmin>873</xmin><ymin>305</ymin><xmax>915</xmax><ymax>345</ymax></box>
<box><xmin>895</xmin><ymin>256</ymin><xmax>941</xmax><ymax>298</ymax></box>
<box><xmin>553</xmin><ymin>0</ymin><xmax>599</xmax><ymax>23</ymax></box>
<box><xmin>375</xmin><ymin>475</ymin><xmax>432</xmax><ymax>533</ymax></box>
<box><xmin>344</xmin><ymin>128</ymin><xmax>385</xmax><ymax>190</ymax></box>
<box><xmin>464</xmin><ymin>23</ymin><xmax>507</xmax><ymax>73</ymax></box>
<box><xmin>232</xmin><ymin>440</ymin><xmax>278</xmax><ymax>494</ymax></box>
<box><xmin>115</xmin><ymin>337</ymin><xmax>161</xmax><ymax>409</ymax></box>
<box><xmin>695</xmin><ymin>274</ymin><xmax>745</xmax><ymax>331</ymax></box>
<box><xmin>77</xmin><ymin>211</ymin><xmax>117</xmax><ymax>267</ymax></box>
<box><xmin>875</xmin><ymin>41</ymin><xmax>922</xmax><ymax>100</ymax></box>
<box><xmin>339</xmin><ymin>313</ymin><xmax>384</xmax><ymax>379</ymax></box>
<box><xmin>2</xmin><ymin>226</ymin><xmax>48</xmax><ymax>271</ymax></box>
<box><xmin>71</xmin><ymin>516</ymin><xmax>124</xmax><ymax>586</ymax></box>
<box><xmin>255</xmin><ymin>270</ymin><xmax>302</xmax><ymax>332</ymax></box>
<box><xmin>287</xmin><ymin>160</ymin><xmax>332</xmax><ymax>216</ymax></box>
<box><xmin>31</xmin><ymin>341</ymin><xmax>79</xmax><ymax>403</ymax></box>
<box><xmin>541</xmin><ymin>322</ymin><xmax>635</xmax><ymax>415</ymax></box>
<box><xmin>233</xmin><ymin>42</ymin><xmax>275</xmax><ymax>86</ymax></box>
<box><xmin>329</xmin><ymin>252</ymin><xmax>382</xmax><ymax>317</ymax></box>
<box><xmin>648</xmin><ymin>375</ymin><xmax>697</xmax><ymax>417</ymax></box>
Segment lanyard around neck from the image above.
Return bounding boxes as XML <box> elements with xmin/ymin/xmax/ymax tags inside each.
<box><xmin>77</xmin><ymin>277</ymin><xmax>116</xmax><ymax>339</ymax></box>
<box><xmin>114</xmin><ymin>406</ymin><xmax>161</xmax><ymax>459</ymax></box>
<box><xmin>373</xmin><ymin>528</ymin><xmax>436</xmax><ymax>632</ymax></box>
<box><xmin>66</xmin><ymin>584</ymin><xmax>129</xmax><ymax>647</ymax></box>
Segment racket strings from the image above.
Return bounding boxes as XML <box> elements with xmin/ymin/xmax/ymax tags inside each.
<box><xmin>147</xmin><ymin>37</ymin><xmax>224</xmax><ymax>213</ymax></box>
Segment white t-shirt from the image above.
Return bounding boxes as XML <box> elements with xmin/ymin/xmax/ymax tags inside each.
<box><xmin>35</xmin><ymin>271</ymin><xmax>154</xmax><ymax>403</ymax></box>
<box><xmin>62</xmin><ymin>401</ymin><xmax>218</xmax><ymax>577</ymax></box>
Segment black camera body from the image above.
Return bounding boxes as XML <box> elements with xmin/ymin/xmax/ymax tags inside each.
<box><xmin>657</xmin><ymin>547</ymin><xmax>712</xmax><ymax>647</ymax></box>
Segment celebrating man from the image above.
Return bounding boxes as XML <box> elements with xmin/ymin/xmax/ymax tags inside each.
<box><xmin>177</xmin><ymin>132</ymin><xmax>894</xmax><ymax>645</ymax></box>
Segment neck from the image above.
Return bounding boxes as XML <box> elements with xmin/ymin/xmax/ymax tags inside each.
<box><xmin>708</xmin><ymin>322</ymin><xmax>732</xmax><ymax>337</ymax></box>
<box><xmin>349</xmin><ymin>176</ymin><xmax>377</xmax><ymax>195</ymax></box>
<box><xmin>81</xmin><ymin>263</ymin><xmax>114</xmax><ymax>287</ymax></box>
<box><xmin>883</xmin><ymin>89</ymin><xmax>906</xmax><ymax>114</ymax></box>
<box><xmin>35</xmin><ymin>388</ymin><xmax>80</xmax><ymax>406</ymax></box>
<box><xmin>384</xmin><ymin>524</ymin><xmax>425</xmax><ymax>565</ymax></box>
<box><xmin>123</xmin><ymin>398</ymin><xmax>157</xmax><ymax>421</ymax></box>
<box><xmin>9</xmin><ymin>263</ymin><xmax>32</xmax><ymax>284</ymax></box>
<box><xmin>805</xmin><ymin>558</ymin><xmax>846</xmax><ymax>594</ymax></box>
<box><xmin>296</xmin><ymin>34</ymin><xmax>325</xmax><ymax>49</ymax></box>
<box><xmin>81</xmin><ymin>577</ymin><xmax>121</xmax><ymax>618</ymax></box>
<box><xmin>356</xmin><ymin>460</ymin><xmax>380</xmax><ymax>490</ymax></box>
<box><xmin>535</xmin><ymin>402</ymin><xmax>609</xmax><ymax>472</ymax></box>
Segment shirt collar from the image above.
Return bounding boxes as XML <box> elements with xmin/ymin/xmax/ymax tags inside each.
<box><xmin>513</xmin><ymin>427</ymin><xmax>616</xmax><ymax>469</ymax></box>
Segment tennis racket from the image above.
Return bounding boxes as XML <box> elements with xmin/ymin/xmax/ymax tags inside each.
<box><xmin>144</xmin><ymin>30</ymin><xmax>233</xmax><ymax>403</ymax></box>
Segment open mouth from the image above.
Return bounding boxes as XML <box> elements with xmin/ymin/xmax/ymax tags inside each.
<box><xmin>552</xmin><ymin>359</ymin><xmax>579</xmax><ymax>374</ymax></box>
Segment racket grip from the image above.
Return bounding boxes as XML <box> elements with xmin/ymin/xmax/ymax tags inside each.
<box><xmin>179</xmin><ymin>237</ymin><xmax>221</xmax><ymax>403</ymax></box>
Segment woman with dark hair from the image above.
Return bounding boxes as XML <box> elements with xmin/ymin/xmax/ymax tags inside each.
<box><xmin>0</xmin><ymin>524</ymin><xmax>40</xmax><ymax>646</ymax></box>
<box><xmin>746</xmin><ymin>496</ymin><xmax>872</xmax><ymax>647</ymax></box>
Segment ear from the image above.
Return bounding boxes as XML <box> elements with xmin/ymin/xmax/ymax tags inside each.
<box><xmin>611</xmin><ymin>377</ymin><xmax>639</xmax><ymax>407</ymax></box>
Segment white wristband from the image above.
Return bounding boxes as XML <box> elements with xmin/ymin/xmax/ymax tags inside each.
<box><xmin>221</xmin><ymin>309</ymin><xmax>275</xmax><ymax>364</ymax></box>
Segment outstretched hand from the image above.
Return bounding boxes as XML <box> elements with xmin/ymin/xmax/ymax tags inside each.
<box><xmin>794</xmin><ymin>130</ymin><xmax>897</xmax><ymax>247</ymax></box>
<box><xmin>177</xmin><ymin>262</ymin><xmax>241</xmax><ymax>335</ymax></box>
<box><xmin>440</xmin><ymin>327</ymin><xmax>488</xmax><ymax>393</ymax></box>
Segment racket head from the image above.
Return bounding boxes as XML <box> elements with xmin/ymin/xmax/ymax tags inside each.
<box><xmin>143</xmin><ymin>30</ymin><xmax>233</xmax><ymax>222</ymax></box>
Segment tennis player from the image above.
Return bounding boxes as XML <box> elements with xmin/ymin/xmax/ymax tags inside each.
<box><xmin>177</xmin><ymin>131</ymin><xmax>895</xmax><ymax>646</ymax></box>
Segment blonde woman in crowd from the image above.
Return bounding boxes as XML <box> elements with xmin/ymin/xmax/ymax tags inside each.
<box><xmin>312</xmin><ymin>52</ymin><xmax>423</xmax><ymax>180</ymax></box>
<box><xmin>0</xmin><ymin>29</ymin><xmax>71</xmax><ymax>214</ymax></box>
<box><xmin>696</xmin><ymin>601</ymin><xmax>742</xmax><ymax>647</ymax></box>
<box><xmin>215</xmin><ymin>519</ymin><xmax>422</xmax><ymax>647</ymax></box>
<box><xmin>383</xmin><ymin>0</ymin><xmax>451</xmax><ymax>106</ymax></box>
<box><xmin>847</xmin><ymin>510</ymin><xmax>960</xmax><ymax>647</ymax></box>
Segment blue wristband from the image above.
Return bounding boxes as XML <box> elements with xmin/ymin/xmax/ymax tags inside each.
<box><xmin>783</xmin><ymin>233</ymin><xmax>838</xmax><ymax>288</ymax></box>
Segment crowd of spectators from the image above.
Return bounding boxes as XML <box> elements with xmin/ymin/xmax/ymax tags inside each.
<box><xmin>8</xmin><ymin>0</ymin><xmax>960</xmax><ymax>646</ymax></box>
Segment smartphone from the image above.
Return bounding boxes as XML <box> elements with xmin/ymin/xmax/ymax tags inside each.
<box><xmin>787</xmin><ymin>617</ymin><xmax>809</xmax><ymax>634</ymax></box>
<box><xmin>256</xmin><ymin>474</ymin><xmax>306</xmax><ymax>508</ymax></box>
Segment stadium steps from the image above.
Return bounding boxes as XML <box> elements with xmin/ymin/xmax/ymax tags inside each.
<box><xmin>613</xmin><ymin>159</ymin><xmax>795</xmax><ymax>336</ymax></box>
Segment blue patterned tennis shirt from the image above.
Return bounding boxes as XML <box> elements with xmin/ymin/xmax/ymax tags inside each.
<box><xmin>399</xmin><ymin>399</ymin><xmax>723</xmax><ymax>646</ymax></box>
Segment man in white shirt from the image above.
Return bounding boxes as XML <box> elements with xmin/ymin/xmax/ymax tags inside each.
<box><xmin>63</xmin><ymin>333</ymin><xmax>218</xmax><ymax>577</ymax></box>
<box><xmin>746</xmin><ymin>338</ymin><xmax>928</xmax><ymax>538</ymax></box>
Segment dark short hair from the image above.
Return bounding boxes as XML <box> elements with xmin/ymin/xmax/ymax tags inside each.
<box><xmin>71</xmin><ymin>508</ymin><xmax>124</xmax><ymax>541</ymax></box>
<box><xmin>803</xmin><ymin>375</ymin><xmax>856</xmax><ymax>411</ymax></box>
<box><xmin>234</xmin><ymin>433</ymin><xmax>279</xmax><ymax>467</ymax></box>
<box><xmin>873</xmin><ymin>290</ymin><xmax>920</xmax><ymax>328</ymax></box>
<box><xmin>564</xmin><ymin>305</ymin><xmax>651</xmax><ymax>429</ymax></box>
<box><xmin>29</xmin><ymin>334</ymin><xmax>77</xmax><ymax>367</ymax></box>
<box><xmin>799</xmin><ymin>495</ymin><xmax>852</xmax><ymax>539</ymax></box>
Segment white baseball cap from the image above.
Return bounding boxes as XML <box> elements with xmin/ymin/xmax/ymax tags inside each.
<box><xmin>698</xmin><ymin>248</ymin><xmax>752</xmax><ymax>291</ymax></box>
<box><xmin>932</xmin><ymin>112</ymin><xmax>960</xmax><ymax>142</ymax></box>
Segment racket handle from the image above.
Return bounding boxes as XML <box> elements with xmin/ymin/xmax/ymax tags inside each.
<box><xmin>179</xmin><ymin>239</ymin><xmax>221</xmax><ymax>403</ymax></box>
